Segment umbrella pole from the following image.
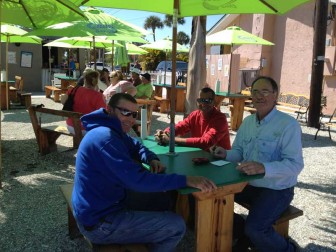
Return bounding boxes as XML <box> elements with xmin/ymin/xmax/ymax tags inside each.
<box><xmin>48</xmin><ymin>46</ymin><xmax>52</xmax><ymax>84</ymax></box>
<box><xmin>228</xmin><ymin>45</ymin><xmax>233</xmax><ymax>95</ymax></box>
<box><xmin>0</xmin><ymin>22</ymin><xmax>2</xmax><ymax>189</ymax></box>
<box><xmin>164</xmin><ymin>51</ymin><xmax>167</xmax><ymax>84</ymax></box>
<box><xmin>93</xmin><ymin>36</ymin><xmax>96</xmax><ymax>70</ymax></box>
<box><xmin>111</xmin><ymin>40</ymin><xmax>114</xmax><ymax>70</ymax></box>
<box><xmin>168</xmin><ymin>0</ymin><xmax>179</xmax><ymax>155</ymax></box>
<box><xmin>6</xmin><ymin>37</ymin><xmax>9</xmax><ymax>110</ymax></box>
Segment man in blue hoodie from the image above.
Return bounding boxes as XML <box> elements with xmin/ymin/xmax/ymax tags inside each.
<box><xmin>72</xmin><ymin>93</ymin><xmax>217</xmax><ymax>252</ymax></box>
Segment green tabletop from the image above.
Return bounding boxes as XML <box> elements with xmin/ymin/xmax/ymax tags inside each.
<box><xmin>215</xmin><ymin>91</ymin><xmax>248</xmax><ymax>98</ymax></box>
<box><xmin>54</xmin><ymin>75</ymin><xmax>77</xmax><ymax>81</ymax></box>
<box><xmin>1</xmin><ymin>80</ymin><xmax>15</xmax><ymax>84</ymax></box>
<box><xmin>153</xmin><ymin>83</ymin><xmax>186</xmax><ymax>89</ymax></box>
<box><xmin>142</xmin><ymin>137</ymin><xmax>263</xmax><ymax>194</ymax></box>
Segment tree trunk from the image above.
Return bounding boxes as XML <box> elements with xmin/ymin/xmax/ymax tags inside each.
<box><xmin>185</xmin><ymin>16</ymin><xmax>207</xmax><ymax>116</ymax></box>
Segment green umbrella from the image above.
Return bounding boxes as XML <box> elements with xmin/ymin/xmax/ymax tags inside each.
<box><xmin>76</xmin><ymin>0</ymin><xmax>310</xmax><ymax>16</ymax></box>
<box><xmin>73</xmin><ymin>0</ymin><xmax>311</xmax><ymax>154</ymax></box>
<box><xmin>48</xmin><ymin>37</ymin><xmax>124</xmax><ymax>49</ymax></box>
<box><xmin>26</xmin><ymin>7</ymin><xmax>146</xmax><ymax>41</ymax></box>
<box><xmin>113</xmin><ymin>41</ymin><xmax>130</xmax><ymax>68</ymax></box>
<box><xmin>206</xmin><ymin>26</ymin><xmax>274</xmax><ymax>93</ymax></box>
<box><xmin>0</xmin><ymin>0</ymin><xmax>87</xmax><ymax>29</ymax></box>
<box><xmin>140</xmin><ymin>37</ymin><xmax>189</xmax><ymax>52</ymax></box>
<box><xmin>106</xmin><ymin>43</ymin><xmax>148</xmax><ymax>55</ymax></box>
<box><xmin>126</xmin><ymin>43</ymin><xmax>148</xmax><ymax>55</ymax></box>
<box><xmin>1</xmin><ymin>24</ymin><xmax>42</xmax><ymax>109</ymax></box>
<box><xmin>206</xmin><ymin>26</ymin><xmax>274</xmax><ymax>46</ymax></box>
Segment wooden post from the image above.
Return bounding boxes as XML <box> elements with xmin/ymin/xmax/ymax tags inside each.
<box><xmin>308</xmin><ymin>0</ymin><xmax>329</xmax><ymax>128</ymax></box>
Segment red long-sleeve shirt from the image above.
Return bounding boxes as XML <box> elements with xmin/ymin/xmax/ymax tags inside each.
<box><xmin>165</xmin><ymin>107</ymin><xmax>231</xmax><ymax>151</ymax></box>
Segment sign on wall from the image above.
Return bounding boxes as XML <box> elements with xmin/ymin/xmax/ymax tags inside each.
<box><xmin>21</xmin><ymin>51</ymin><xmax>33</xmax><ymax>68</ymax></box>
<box><xmin>8</xmin><ymin>51</ymin><xmax>16</xmax><ymax>64</ymax></box>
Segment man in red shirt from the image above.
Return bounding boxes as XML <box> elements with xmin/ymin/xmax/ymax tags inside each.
<box><xmin>155</xmin><ymin>87</ymin><xmax>231</xmax><ymax>151</ymax></box>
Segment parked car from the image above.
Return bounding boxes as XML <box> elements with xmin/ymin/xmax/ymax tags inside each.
<box><xmin>156</xmin><ymin>61</ymin><xmax>188</xmax><ymax>72</ymax></box>
<box><xmin>86</xmin><ymin>62</ymin><xmax>112</xmax><ymax>72</ymax></box>
<box><xmin>156</xmin><ymin>61</ymin><xmax>188</xmax><ymax>83</ymax></box>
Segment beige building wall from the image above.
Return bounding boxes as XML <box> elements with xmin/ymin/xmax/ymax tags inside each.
<box><xmin>206</xmin><ymin>1</ymin><xmax>336</xmax><ymax>114</ymax></box>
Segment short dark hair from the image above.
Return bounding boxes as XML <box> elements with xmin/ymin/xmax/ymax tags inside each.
<box><xmin>108</xmin><ymin>93</ymin><xmax>137</xmax><ymax>108</ymax></box>
<box><xmin>251</xmin><ymin>76</ymin><xmax>278</xmax><ymax>93</ymax></box>
<box><xmin>200</xmin><ymin>87</ymin><xmax>215</xmax><ymax>98</ymax></box>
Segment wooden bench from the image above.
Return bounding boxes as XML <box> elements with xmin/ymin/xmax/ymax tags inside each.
<box><xmin>45</xmin><ymin>85</ymin><xmax>62</xmax><ymax>102</ymax></box>
<box><xmin>315</xmin><ymin>107</ymin><xmax>336</xmax><ymax>140</ymax></box>
<box><xmin>9</xmin><ymin>75</ymin><xmax>32</xmax><ymax>108</ymax></box>
<box><xmin>239</xmin><ymin>203</ymin><xmax>303</xmax><ymax>238</ymax></box>
<box><xmin>153</xmin><ymin>95</ymin><xmax>170</xmax><ymax>113</ymax></box>
<box><xmin>228</xmin><ymin>104</ymin><xmax>256</xmax><ymax>114</ymax></box>
<box><xmin>28</xmin><ymin>104</ymin><xmax>83</xmax><ymax>155</ymax></box>
<box><xmin>60</xmin><ymin>183</ymin><xmax>148</xmax><ymax>252</ymax></box>
<box><xmin>277</xmin><ymin>93</ymin><xmax>309</xmax><ymax>120</ymax></box>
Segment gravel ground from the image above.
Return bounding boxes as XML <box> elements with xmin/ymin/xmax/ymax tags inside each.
<box><xmin>0</xmin><ymin>95</ymin><xmax>335</xmax><ymax>252</ymax></box>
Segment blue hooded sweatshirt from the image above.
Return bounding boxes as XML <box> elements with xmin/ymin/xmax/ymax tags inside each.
<box><xmin>72</xmin><ymin>108</ymin><xmax>186</xmax><ymax>226</ymax></box>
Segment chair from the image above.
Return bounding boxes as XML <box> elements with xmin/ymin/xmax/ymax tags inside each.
<box><xmin>294</xmin><ymin>96</ymin><xmax>310</xmax><ymax>123</ymax></box>
<box><xmin>51</xmin><ymin>73</ymin><xmax>66</xmax><ymax>88</ymax></box>
<box><xmin>9</xmin><ymin>76</ymin><xmax>24</xmax><ymax>103</ymax></box>
<box><xmin>315</xmin><ymin>107</ymin><xmax>336</xmax><ymax>140</ymax></box>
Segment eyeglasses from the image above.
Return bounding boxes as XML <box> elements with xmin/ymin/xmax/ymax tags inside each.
<box><xmin>251</xmin><ymin>90</ymin><xmax>274</xmax><ymax>97</ymax></box>
<box><xmin>196</xmin><ymin>98</ymin><xmax>213</xmax><ymax>104</ymax></box>
<box><xmin>114</xmin><ymin>106</ymin><xmax>138</xmax><ymax>118</ymax></box>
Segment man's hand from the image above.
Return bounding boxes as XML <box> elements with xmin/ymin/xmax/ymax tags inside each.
<box><xmin>236</xmin><ymin>161</ymin><xmax>265</xmax><ymax>175</ymax></box>
<box><xmin>154</xmin><ymin>129</ymin><xmax>169</xmax><ymax>145</ymax></box>
<box><xmin>154</xmin><ymin>129</ymin><xmax>164</xmax><ymax>142</ymax></box>
<box><xmin>149</xmin><ymin>159</ymin><xmax>166</xmax><ymax>173</ymax></box>
<box><xmin>186</xmin><ymin>176</ymin><xmax>217</xmax><ymax>193</ymax></box>
<box><xmin>210</xmin><ymin>146</ymin><xmax>227</xmax><ymax>159</ymax></box>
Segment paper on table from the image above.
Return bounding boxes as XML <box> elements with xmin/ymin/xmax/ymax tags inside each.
<box><xmin>211</xmin><ymin>160</ymin><xmax>230</xmax><ymax>166</ymax></box>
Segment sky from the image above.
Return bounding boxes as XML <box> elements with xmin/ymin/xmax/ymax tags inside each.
<box><xmin>100</xmin><ymin>8</ymin><xmax>224</xmax><ymax>44</ymax></box>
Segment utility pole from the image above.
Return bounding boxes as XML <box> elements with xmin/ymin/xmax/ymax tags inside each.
<box><xmin>308</xmin><ymin>0</ymin><xmax>328</xmax><ymax>128</ymax></box>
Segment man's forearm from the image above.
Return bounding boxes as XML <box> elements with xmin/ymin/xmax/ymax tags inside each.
<box><xmin>175</xmin><ymin>137</ymin><xmax>187</xmax><ymax>146</ymax></box>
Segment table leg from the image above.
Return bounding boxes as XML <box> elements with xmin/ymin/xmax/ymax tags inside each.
<box><xmin>193</xmin><ymin>182</ymin><xmax>248</xmax><ymax>252</ymax></box>
<box><xmin>195</xmin><ymin>194</ymin><xmax>234</xmax><ymax>252</ymax></box>
<box><xmin>230</xmin><ymin>98</ymin><xmax>245</xmax><ymax>131</ymax></box>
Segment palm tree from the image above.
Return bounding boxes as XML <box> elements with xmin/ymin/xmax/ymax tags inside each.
<box><xmin>144</xmin><ymin>15</ymin><xmax>163</xmax><ymax>42</ymax></box>
<box><xmin>177</xmin><ymin>31</ymin><xmax>190</xmax><ymax>46</ymax></box>
<box><xmin>163</xmin><ymin>14</ymin><xmax>185</xmax><ymax>27</ymax></box>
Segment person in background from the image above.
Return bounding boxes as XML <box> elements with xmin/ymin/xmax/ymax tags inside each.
<box><xmin>69</xmin><ymin>56</ymin><xmax>76</xmax><ymax>77</ymax></box>
<box><xmin>97</xmin><ymin>68</ymin><xmax>110</xmax><ymax>92</ymax></box>
<box><xmin>76</xmin><ymin>67</ymin><xmax>93</xmax><ymax>87</ymax></box>
<box><xmin>134</xmin><ymin>73</ymin><xmax>153</xmax><ymax>99</ymax></box>
<box><xmin>64</xmin><ymin>70</ymin><xmax>106</xmax><ymax>135</ymax></box>
<box><xmin>129</xmin><ymin>67</ymin><xmax>142</xmax><ymax>87</ymax></box>
<box><xmin>211</xmin><ymin>76</ymin><xmax>304</xmax><ymax>252</ymax></box>
<box><xmin>72</xmin><ymin>93</ymin><xmax>217</xmax><ymax>251</ymax></box>
<box><xmin>103</xmin><ymin>70</ymin><xmax>137</xmax><ymax>103</ymax></box>
<box><xmin>134</xmin><ymin>60</ymin><xmax>142</xmax><ymax>70</ymax></box>
<box><xmin>155</xmin><ymin>87</ymin><xmax>231</xmax><ymax>152</ymax></box>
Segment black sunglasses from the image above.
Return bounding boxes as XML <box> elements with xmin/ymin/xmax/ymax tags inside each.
<box><xmin>114</xmin><ymin>106</ymin><xmax>138</xmax><ymax>118</ymax></box>
<box><xmin>197</xmin><ymin>98</ymin><xmax>213</xmax><ymax>104</ymax></box>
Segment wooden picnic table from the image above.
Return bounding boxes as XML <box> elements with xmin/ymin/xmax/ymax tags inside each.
<box><xmin>153</xmin><ymin>83</ymin><xmax>186</xmax><ymax>113</ymax></box>
<box><xmin>54</xmin><ymin>75</ymin><xmax>77</xmax><ymax>93</ymax></box>
<box><xmin>143</xmin><ymin>137</ymin><xmax>262</xmax><ymax>252</ymax></box>
<box><xmin>215</xmin><ymin>91</ymin><xmax>250</xmax><ymax>131</ymax></box>
<box><xmin>1</xmin><ymin>80</ymin><xmax>15</xmax><ymax>110</ymax></box>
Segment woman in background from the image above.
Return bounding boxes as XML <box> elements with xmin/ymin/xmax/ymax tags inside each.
<box><xmin>103</xmin><ymin>70</ymin><xmax>137</xmax><ymax>103</ymax></box>
<box><xmin>64</xmin><ymin>70</ymin><xmax>106</xmax><ymax>134</ymax></box>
